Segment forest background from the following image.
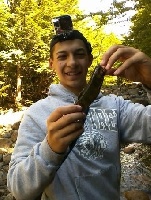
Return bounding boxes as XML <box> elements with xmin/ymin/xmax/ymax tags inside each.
<box><xmin>0</xmin><ymin>0</ymin><xmax>151</xmax><ymax>110</ymax></box>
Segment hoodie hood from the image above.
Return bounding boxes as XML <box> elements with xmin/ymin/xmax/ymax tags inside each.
<box><xmin>48</xmin><ymin>84</ymin><xmax>78</xmax><ymax>104</ymax></box>
<box><xmin>48</xmin><ymin>83</ymin><xmax>103</xmax><ymax>106</ymax></box>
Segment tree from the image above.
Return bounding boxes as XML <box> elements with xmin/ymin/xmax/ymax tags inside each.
<box><xmin>0</xmin><ymin>0</ymin><xmax>11</xmax><ymax>51</ymax></box>
<box><xmin>124</xmin><ymin>0</ymin><xmax>151</xmax><ymax>57</ymax></box>
<box><xmin>73</xmin><ymin>14</ymin><xmax>121</xmax><ymax>84</ymax></box>
<box><xmin>0</xmin><ymin>0</ymin><xmax>12</xmax><ymax>106</ymax></box>
<box><xmin>0</xmin><ymin>0</ymin><xmax>122</xmax><ymax>109</ymax></box>
<box><xmin>0</xmin><ymin>0</ymin><xmax>85</xmax><ymax>107</ymax></box>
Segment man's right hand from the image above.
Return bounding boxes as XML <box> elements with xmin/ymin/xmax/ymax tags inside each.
<box><xmin>46</xmin><ymin>105</ymin><xmax>85</xmax><ymax>154</ymax></box>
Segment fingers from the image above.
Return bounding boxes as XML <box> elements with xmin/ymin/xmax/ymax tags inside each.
<box><xmin>100</xmin><ymin>45</ymin><xmax>126</xmax><ymax>67</ymax></box>
<box><xmin>113</xmin><ymin>55</ymin><xmax>136</xmax><ymax>75</ymax></box>
<box><xmin>100</xmin><ymin>45</ymin><xmax>151</xmax><ymax>84</ymax></box>
<box><xmin>49</xmin><ymin>122</ymin><xmax>84</xmax><ymax>147</ymax></box>
<box><xmin>48</xmin><ymin>111</ymin><xmax>85</xmax><ymax>131</ymax></box>
<box><xmin>46</xmin><ymin>124</ymin><xmax>84</xmax><ymax>153</ymax></box>
<box><xmin>113</xmin><ymin>50</ymin><xmax>150</xmax><ymax>76</ymax></box>
<box><xmin>48</xmin><ymin>105</ymin><xmax>83</xmax><ymax>122</ymax></box>
<box><xmin>46</xmin><ymin>105</ymin><xmax>86</xmax><ymax>153</ymax></box>
<box><xmin>47</xmin><ymin>104</ymin><xmax>85</xmax><ymax>136</ymax></box>
<box><xmin>100</xmin><ymin>45</ymin><xmax>139</xmax><ymax>71</ymax></box>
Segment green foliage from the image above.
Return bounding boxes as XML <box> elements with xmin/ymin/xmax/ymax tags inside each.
<box><xmin>0</xmin><ymin>83</ymin><xmax>10</xmax><ymax>97</ymax></box>
<box><xmin>0</xmin><ymin>0</ymin><xmax>11</xmax><ymax>51</ymax></box>
<box><xmin>74</xmin><ymin>16</ymin><xmax>121</xmax><ymax>83</ymax></box>
<box><xmin>0</xmin><ymin>0</ymin><xmax>122</xmax><ymax>109</ymax></box>
<box><xmin>124</xmin><ymin>0</ymin><xmax>151</xmax><ymax>57</ymax></box>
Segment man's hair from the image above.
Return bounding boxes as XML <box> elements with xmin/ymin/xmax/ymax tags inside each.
<box><xmin>50</xmin><ymin>30</ymin><xmax>92</xmax><ymax>58</ymax></box>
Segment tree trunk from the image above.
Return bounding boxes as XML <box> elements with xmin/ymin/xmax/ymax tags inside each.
<box><xmin>15</xmin><ymin>61</ymin><xmax>22</xmax><ymax>105</ymax></box>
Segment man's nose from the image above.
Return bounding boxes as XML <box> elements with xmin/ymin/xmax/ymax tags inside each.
<box><xmin>67</xmin><ymin>55</ymin><xmax>76</xmax><ymax>67</ymax></box>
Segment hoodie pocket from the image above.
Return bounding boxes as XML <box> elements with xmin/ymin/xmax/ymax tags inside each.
<box><xmin>75</xmin><ymin>165</ymin><xmax>120</xmax><ymax>200</ymax></box>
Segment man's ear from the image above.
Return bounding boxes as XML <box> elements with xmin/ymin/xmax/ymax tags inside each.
<box><xmin>49</xmin><ymin>58</ymin><xmax>54</xmax><ymax>70</ymax></box>
<box><xmin>88</xmin><ymin>54</ymin><xmax>93</xmax><ymax>67</ymax></box>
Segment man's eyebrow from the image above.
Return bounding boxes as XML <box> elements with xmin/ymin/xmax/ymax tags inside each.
<box><xmin>56</xmin><ymin>51</ymin><xmax>66</xmax><ymax>55</ymax></box>
<box><xmin>56</xmin><ymin>48</ymin><xmax>86</xmax><ymax>55</ymax></box>
<box><xmin>75</xmin><ymin>48</ymin><xmax>85</xmax><ymax>52</ymax></box>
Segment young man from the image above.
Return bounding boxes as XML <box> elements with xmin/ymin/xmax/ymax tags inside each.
<box><xmin>7</xmin><ymin>28</ymin><xmax>151</xmax><ymax>199</ymax></box>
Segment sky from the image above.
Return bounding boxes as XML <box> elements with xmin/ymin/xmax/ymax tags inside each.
<box><xmin>79</xmin><ymin>0</ymin><xmax>113</xmax><ymax>13</ymax></box>
<box><xmin>78</xmin><ymin>0</ymin><xmax>136</xmax><ymax>38</ymax></box>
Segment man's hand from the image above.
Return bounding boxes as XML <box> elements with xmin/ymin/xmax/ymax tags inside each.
<box><xmin>46</xmin><ymin>105</ymin><xmax>85</xmax><ymax>154</ymax></box>
<box><xmin>101</xmin><ymin>45</ymin><xmax>151</xmax><ymax>88</ymax></box>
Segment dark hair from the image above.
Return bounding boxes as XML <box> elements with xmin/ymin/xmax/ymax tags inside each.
<box><xmin>50</xmin><ymin>30</ymin><xmax>92</xmax><ymax>58</ymax></box>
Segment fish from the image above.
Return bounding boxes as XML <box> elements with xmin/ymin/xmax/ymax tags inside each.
<box><xmin>69</xmin><ymin>65</ymin><xmax>106</xmax><ymax>151</ymax></box>
<box><xmin>75</xmin><ymin>65</ymin><xmax>106</xmax><ymax>112</ymax></box>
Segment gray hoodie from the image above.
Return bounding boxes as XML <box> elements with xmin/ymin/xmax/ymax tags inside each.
<box><xmin>7</xmin><ymin>84</ymin><xmax>151</xmax><ymax>200</ymax></box>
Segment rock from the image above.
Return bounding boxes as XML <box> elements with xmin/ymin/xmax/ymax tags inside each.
<box><xmin>3</xmin><ymin>131</ymin><xmax>11</xmax><ymax>139</ymax></box>
<box><xmin>0</xmin><ymin>110</ymin><xmax>24</xmax><ymax>126</ymax></box>
<box><xmin>3</xmin><ymin>154</ymin><xmax>11</xmax><ymax>165</ymax></box>
<box><xmin>0</xmin><ymin>148</ymin><xmax>7</xmax><ymax>154</ymax></box>
<box><xmin>124</xmin><ymin>190</ymin><xmax>150</xmax><ymax>200</ymax></box>
<box><xmin>4</xmin><ymin>193</ymin><xmax>15</xmax><ymax>200</ymax></box>
<box><xmin>133</xmin><ymin>99</ymin><xmax>149</xmax><ymax>106</ymax></box>
<box><xmin>0</xmin><ymin>154</ymin><xmax>3</xmax><ymax>162</ymax></box>
<box><xmin>6</xmin><ymin>148</ymin><xmax>14</xmax><ymax>154</ymax></box>
<box><xmin>132</xmin><ymin>174</ymin><xmax>151</xmax><ymax>186</ymax></box>
<box><xmin>11</xmin><ymin>130</ymin><xmax>18</xmax><ymax>142</ymax></box>
<box><xmin>0</xmin><ymin>188</ymin><xmax>5</xmax><ymax>195</ymax></box>
<box><xmin>11</xmin><ymin>121</ymin><xmax>20</xmax><ymax>130</ymax></box>
<box><xmin>123</xmin><ymin>144</ymin><xmax>135</xmax><ymax>154</ymax></box>
<box><xmin>0</xmin><ymin>128</ymin><xmax>4</xmax><ymax>135</ymax></box>
<box><xmin>0</xmin><ymin>83</ymin><xmax>151</xmax><ymax>199</ymax></box>
<box><xmin>0</xmin><ymin>139</ymin><xmax>12</xmax><ymax>148</ymax></box>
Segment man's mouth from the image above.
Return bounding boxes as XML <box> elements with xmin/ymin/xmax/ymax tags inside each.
<box><xmin>65</xmin><ymin>72</ymin><xmax>81</xmax><ymax>76</ymax></box>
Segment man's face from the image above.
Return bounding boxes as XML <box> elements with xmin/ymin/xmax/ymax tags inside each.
<box><xmin>49</xmin><ymin>39</ymin><xmax>93</xmax><ymax>95</ymax></box>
